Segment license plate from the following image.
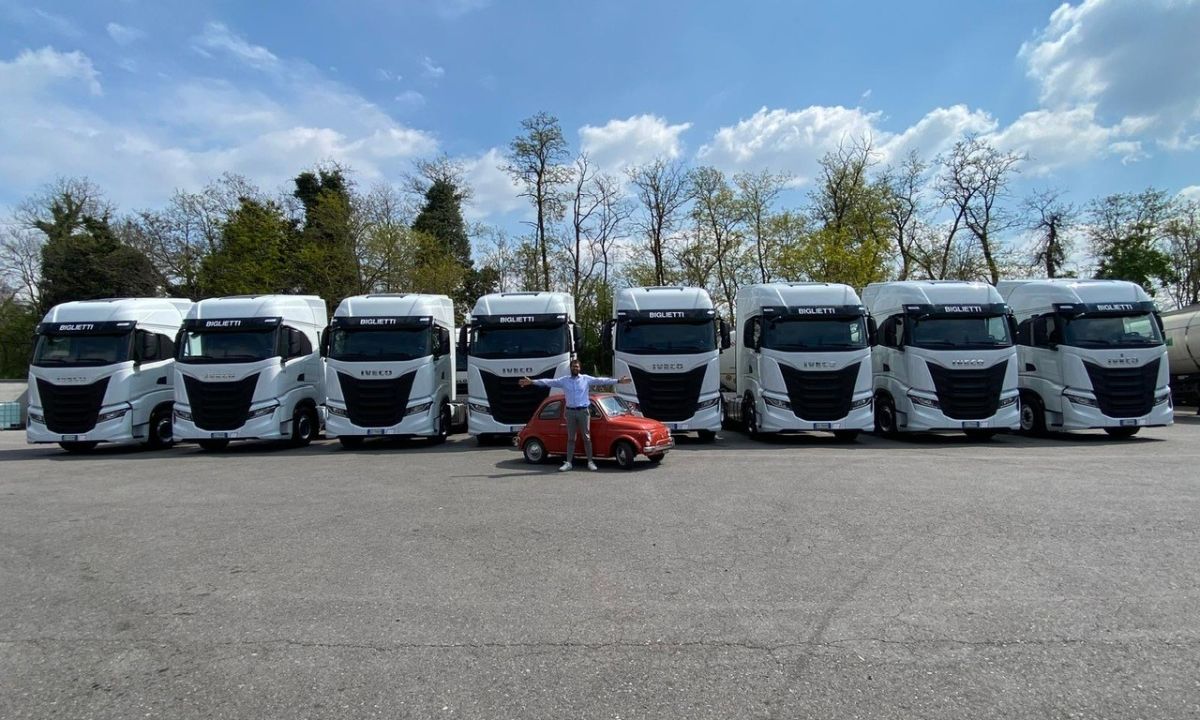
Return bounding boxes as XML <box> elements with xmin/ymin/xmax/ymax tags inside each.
<box><xmin>210</xmin><ymin>432</ymin><xmax>230</xmax><ymax>439</ymax></box>
<box><xmin>1120</xmin><ymin>419</ymin><xmax>1139</xmax><ymax>427</ymax></box>
<box><xmin>962</xmin><ymin>421</ymin><xmax>982</xmax><ymax>429</ymax></box>
<box><xmin>367</xmin><ymin>428</ymin><xmax>387</xmax><ymax>436</ymax></box>
<box><xmin>61</xmin><ymin>435</ymin><xmax>79</xmax><ymax>442</ymax></box>
<box><xmin>813</xmin><ymin>422</ymin><xmax>833</xmax><ymax>430</ymax></box>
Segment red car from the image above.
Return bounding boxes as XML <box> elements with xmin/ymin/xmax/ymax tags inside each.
<box><xmin>517</xmin><ymin>393</ymin><xmax>674</xmax><ymax>469</ymax></box>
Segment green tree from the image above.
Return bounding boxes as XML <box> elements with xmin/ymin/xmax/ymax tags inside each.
<box><xmin>1089</xmin><ymin>190</ymin><xmax>1177</xmax><ymax>296</ymax></box>
<box><xmin>290</xmin><ymin>168</ymin><xmax>359</xmax><ymax>308</ymax></box>
<box><xmin>0</xmin><ymin>293</ymin><xmax>38</xmax><ymax>378</ymax></box>
<box><xmin>199</xmin><ymin>198</ymin><xmax>290</xmax><ymax>296</ymax></box>
<box><xmin>504</xmin><ymin>112</ymin><xmax>571</xmax><ymax>290</ymax></box>
<box><xmin>411</xmin><ymin>177</ymin><xmax>493</xmax><ymax>314</ymax></box>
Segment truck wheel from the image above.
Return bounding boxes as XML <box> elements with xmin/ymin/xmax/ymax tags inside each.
<box><xmin>875</xmin><ymin>395</ymin><xmax>898</xmax><ymax>437</ymax></box>
<box><xmin>59</xmin><ymin>441</ymin><xmax>98</xmax><ymax>453</ymax></box>
<box><xmin>964</xmin><ymin>429</ymin><xmax>998</xmax><ymax>441</ymax></box>
<box><xmin>291</xmin><ymin>406</ymin><xmax>316</xmax><ymax>447</ymax></box>
<box><xmin>430</xmin><ymin>404</ymin><xmax>450</xmax><ymax>445</ymax></box>
<box><xmin>197</xmin><ymin>439</ymin><xmax>229</xmax><ymax>451</ymax></box>
<box><xmin>145</xmin><ymin>407</ymin><xmax>174</xmax><ymax>450</ymax></box>
<box><xmin>833</xmin><ymin>430</ymin><xmax>860</xmax><ymax>443</ymax></box>
<box><xmin>338</xmin><ymin>436</ymin><xmax>364</xmax><ymax>449</ymax></box>
<box><xmin>697</xmin><ymin>430</ymin><xmax>716</xmax><ymax>443</ymax></box>
<box><xmin>1104</xmin><ymin>427</ymin><xmax>1140</xmax><ymax>438</ymax></box>
<box><xmin>614</xmin><ymin>440</ymin><xmax>637</xmax><ymax>470</ymax></box>
<box><xmin>522</xmin><ymin>438</ymin><xmax>546</xmax><ymax>464</ymax></box>
<box><xmin>1019</xmin><ymin>393</ymin><xmax>1048</xmax><ymax>437</ymax></box>
<box><xmin>743</xmin><ymin>397</ymin><xmax>762</xmax><ymax>440</ymax></box>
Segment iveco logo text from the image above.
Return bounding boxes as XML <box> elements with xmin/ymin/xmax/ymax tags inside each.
<box><xmin>204</xmin><ymin>373</ymin><xmax>236</xmax><ymax>380</ymax></box>
<box><xmin>501</xmin><ymin>367</ymin><xmax>534</xmax><ymax>374</ymax></box>
<box><xmin>943</xmin><ymin>305</ymin><xmax>984</xmax><ymax>313</ymax></box>
<box><xmin>1106</xmin><ymin>357</ymin><xmax>1140</xmax><ymax>366</ymax></box>
<box><xmin>802</xmin><ymin>361</ymin><xmax>837</xmax><ymax>369</ymax></box>
<box><xmin>360</xmin><ymin>369</ymin><xmax>394</xmax><ymax>377</ymax></box>
<box><xmin>648</xmin><ymin>311</ymin><xmax>685</xmax><ymax>319</ymax></box>
<box><xmin>499</xmin><ymin>316</ymin><xmax>535</xmax><ymax>323</ymax></box>
<box><xmin>950</xmin><ymin>359</ymin><xmax>986</xmax><ymax>366</ymax></box>
<box><xmin>57</xmin><ymin>323</ymin><xmax>95</xmax><ymax>331</ymax></box>
<box><xmin>1097</xmin><ymin>303</ymin><xmax>1136</xmax><ymax>312</ymax></box>
<box><xmin>54</xmin><ymin>376</ymin><xmax>90</xmax><ymax>383</ymax></box>
<box><xmin>651</xmin><ymin>362</ymin><xmax>684</xmax><ymax>371</ymax></box>
<box><xmin>204</xmin><ymin>320</ymin><xmax>242</xmax><ymax>328</ymax></box>
<box><xmin>358</xmin><ymin>318</ymin><xmax>397</xmax><ymax>326</ymax></box>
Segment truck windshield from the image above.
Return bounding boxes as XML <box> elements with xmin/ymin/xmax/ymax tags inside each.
<box><xmin>763</xmin><ymin>317</ymin><xmax>867</xmax><ymax>352</ymax></box>
<box><xmin>617</xmin><ymin>320</ymin><xmax>716</xmax><ymax>355</ymax></box>
<box><xmin>909</xmin><ymin>315</ymin><xmax>1012</xmax><ymax>350</ymax></box>
<box><xmin>329</xmin><ymin>327</ymin><xmax>431</xmax><ymax>361</ymax></box>
<box><xmin>1062</xmin><ymin>313</ymin><xmax>1163</xmax><ymax>348</ymax></box>
<box><xmin>32</xmin><ymin>332</ymin><xmax>132</xmax><ymax>367</ymax></box>
<box><xmin>177</xmin><ymin>330</ymin><xmax>278</xmax><ymax>363</ymax></box>
<box><xmin>471</xmin><ymin>324</ymin><xmax>567</xmax><ymax>359</ymax></box>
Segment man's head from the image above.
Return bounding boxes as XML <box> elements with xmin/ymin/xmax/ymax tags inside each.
<box><xmin>569</xmin><ymin>358</ymin><xmax>581</xmax><ymax>376</ymax></box>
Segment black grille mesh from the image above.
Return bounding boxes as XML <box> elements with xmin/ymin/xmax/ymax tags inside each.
<box><xmin>628</xmin><ymin>365</ymin><xmax>707</xmax><ymax>422</ymax></box>
<box><xmin>480</xmin><ymin>368</ymin><xmax>554</xmax><ymax>425</ymax></box>
<box><xmin>37</xmin><ymin>377</ymin><xmax>109</xmax><ymax>434</ymax></box>
<box><xmin>779</xmin><ymin>362</ymin><xmax>860</xmax><ymax>421</ymax></box>
<box><xmin>926</xmin><ymin>361</ymin><xmax>1008</xmax><ymax>420</ymax></box>
<box><xmin>183</xmin><ymin>373</ymin><xmax>259</xmax><ymax>431</ymax></box>
<box><xmin>1083</xmin><ymin>358</ymin><xmax>1159</xmax><ymax>418</ymax></box>
<box><xmin>337</xmin><ymin>371</ymin><xmax>416</xmax><ymax>427</ymax></box>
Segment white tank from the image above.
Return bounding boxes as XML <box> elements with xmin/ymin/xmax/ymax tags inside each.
<box><xmin>1163</xmin><ymin>305</ymin><xmax>1200</xmax><ymax>376</ymax></box>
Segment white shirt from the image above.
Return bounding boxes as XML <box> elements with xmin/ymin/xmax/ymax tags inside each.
<box><xmin>533</xmin><ymin>374</ymin><xmax>618</xmax><ymax>408</ymax></box>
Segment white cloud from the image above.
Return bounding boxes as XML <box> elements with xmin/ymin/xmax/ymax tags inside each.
<box><xmin>376</xmin><ymin>68</ymin><xmax>402</xmax><ymax>82</ymax></box>
<box><xmin>879</xmin><ymin>105</ymin><xmax>997</xmax><ymax>163</ymax></box>
<box><xmin>988</xmin><ymin>105</ymin><xmax>1145</xmax><ymax>173</ymax></box>
<box><xmin>421</xmin><ymin>56</ymin><xmax>445</xmax><ymax>80</ymax></box>
<box><xmin>578</xmin><ymin>114</ymin><xmax>692</xmax><ymax>172</ymax></box>
<box><xmin>193</xmin><ymin>22</ymin><xmax>279</xmax><ymax>70</ymax></box>
<box><xmin>106</xmin><ymin>22</ymin><xmax>144</xmax><ymax>46</ymax></box>
<box><xmin>1021</xmin><ymin>0</ymin><xmax>1200</xmax><ymax>147</ymax></box>
<box><xmin>1179</xmin><ymin>186</ymin><xmax>1200</xmax><ymax>203</ymax></box>
<box><xmin>461</xmin><ymin>148</ymin><xmax>525</xmax><ymax>221</ymax></box>
<box><xmin>394</xmin><ymin>90</ymin><xmax>426</xmax><ymax>109</ymax></box>
<box><xmin>0</xmin><ymin>46</ymin><xmax>102</xmax><ymax>96</ymax></box>
<box><xmin>3</xmin><ymin>6</ymin><xmax>82</xmax><ymax>38</ymax></box>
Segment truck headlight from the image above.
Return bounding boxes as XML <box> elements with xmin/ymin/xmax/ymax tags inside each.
<box><xmin>907</xmin><ymin>392</ymin><xmax>940</xmax><ymax>409</ymax></box>
<box><xmin>326</xmin><ymin>405</ymin><xmax>348</xmax><ymax>418</ymax></box>
<box><xmin>469</xmin><ymin>402</ymin><xmax>490</xmax><ymax>415</ymax></box>
<box><xmin>405</xmin><ymin>401</ymin><xmax>433</xmax><ymax>417</ymax></box>
<box><xmin>28</xmin><ymin>411</ymin><xmax>45</xmax><ymax>424</ymax></box>
<box><xmin>850</xmin><ymin>396</ymin><xmax>872</xmax><ymax>410</ymax></box>
<box><xmin>96</xmin><ymin>406</ymin><xmax>130</xmax><ymax>423</ymax></box>
<box><xmin>247</xmin><ymin>402</ymin><xmax>279</xmax><ymax>419</ymax></box>
<box><xmin>174</xmin><ymin>408</ymin><xmax>192</xmax><ymax>422</ymax></box>
<box><xmin>695</xmin><ymin>397</ymin><xmax>720</xmax><ymax>411</ymax></box>
<box><xmin>999</xmin><ymin>395</ymin><xmax>1018</xmax><ymax>408</ymax></box>
<box><xmin>1064</xmin><ymin>391</ymin><xmax>1099</xmax><ymax>408</ymax></box>
<box><xmin>1154</xmin><ymin>390</ymin><xmax>1171</xmax><ymax>406</ymax></box>
<box><xmin>763</xmin><ymin>395</ymin><xmax>791</xmax><ymax>410</ymax></box>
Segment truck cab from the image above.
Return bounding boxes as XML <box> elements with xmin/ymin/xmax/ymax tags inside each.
<box><xmin>460</xmin><ymin>292</ymin><xmax>579</xmax><ymax>442</ymax></box>
<box><xmin>998</xmin><ymin>279</ymin><xmax>1172</xmax><ymax>437</ymax></box>
<box><xmin>322</xmin><ymin>294</ymin><xmax>458</xmax><ymax>448</ymax></box>
<box><xmin>725</xmin><ymin>283</ymin><xmax>874</xmax><ymax>441</ymax></box>
<box><xmin>863</xmin><ymin>281</ymin><xmax>1020</xmax><ymax>439</ymax></box>
<box><xmin>26</xmin><ymin>298</ymin><xmax>192</xmax><ymax>452</ymax></box>
<box><xmin>173</xmin><ymin>295</ymin><xmax>326</xmax><ymax>451</ymax></box>
<box><xmin>604</xmin><ymin>286</ymin><xmax>728</xmax><ymax>441</ymax></box>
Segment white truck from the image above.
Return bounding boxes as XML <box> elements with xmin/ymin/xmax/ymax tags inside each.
<box><xmin>998</xmin><ymin>279</ymin><xmax>1173</xmax><ymax>436</ymax></box>
<box><xmin>173</xmin><ymin>295</ymin><xmax>326</xmax><ymax>451</ymax></box>
<box><xmin>460</xmin><ymin>292</ymin><xmax>580</xmax><ymax>443</ymax></box>
<box><xmin>26</xmin><ymin>298</ymin><xmax>192</xmax><ymax>452</ymax></box>
<box><xmin>323</xmin><ymin>293</ymin><xmax>460</xmax><ymax>448</ymax></box>
<box><xmin>862</xmin><ymin>281</ymin><xmax>1020</xmax><ymax>439</ymax></box>
<box><xmin>1163</xmin><ymin>303</ymin><xmax>1200</xmax><ymax>408</ymax></box>
<box><xmin>603</xmin><ymin>286</ymin><xmax>729</xmax><ymax>441</ymax></box>
<box><xmin>722</xmin><ymin>282</ymin><xmax>875</xmax><ymax>441</ymax></box>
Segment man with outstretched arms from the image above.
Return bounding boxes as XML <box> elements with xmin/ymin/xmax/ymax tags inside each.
<box><xmin>519</xmin><ymin>358</ymin><xmax>630</xmax><ymax>472</ymax></box>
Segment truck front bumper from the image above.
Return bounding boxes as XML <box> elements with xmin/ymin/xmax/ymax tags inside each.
<box><xmin>758</xmin><ymin>399</ymin><xmax>874</xmax><ymax>433</ymax></box>
<box><xmin>897</xmin><ymin>396</ymin><xmax>1021</xmax><ymax>432</ymax></box>
<box><xmin>26</xmin><ymin>405</ymin><xmax>139</xmax><ymax>445</ymax></box>
<box><xmin>325</xmin><ymin>402</ymin><xmax>439</xmax><ymax>437</ymax></box>
<box><xmin>172</xmin><ymin>404</ymin><xmax>288</xmax><ymax>442</ymax></box>
<box><xmin>1054</xmin><ymin>393</ymin><xmax>1174</xmax><ymax>430</ymax></box>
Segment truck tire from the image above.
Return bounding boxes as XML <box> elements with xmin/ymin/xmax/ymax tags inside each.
<box><xmin>697</xmin><ymin>430</ymin><xmax>716</xmax><ymax>443</ymax></box>
<box><xmin>743</xmin><ymin>396</ymin><xmax>762</xmax><ymax>440</ymax></box>
<box><xmin>291</xmin><ymin>406</ymin><xmax>317</xmax><ymax>447</ymax></box>
<box><xmin>522</xmin><ymin>438</ymin><xmax>546</xmax><ymax>464</ymax></box>
<box><xmin>874</xmin><ymin>395</ymin><xmax>898</xmax><ymax>437</ymax></box>
<box><xmin>1104</xmin><ymin>426</ymin><xmax>1140</xmax><ymax>438</ymax></box>
<box><xmin>1019</xmin><ymin>393</ymin><xmax>1048</xmax><ymax>437</ymax></box>
<box><xmin>59</xmin><ymin>441</ymin><xmax>98</xmax><ymax>453</ymax></box>
<box><xmin>430</xmin><ymin>404</ymin><xmax>450</xmax><ymax>445</ymax></box>
<box><xmin>614</xmin><ymin>440</ymin><xmax>637</xmax><ymax>470</ymax></box>
<box><xmin>338</xmin><ymin>436</ymin><xmax>364</xmax><ymax>449</ymax></box>
<box><xmin>197</xmin><ymin>439</ymin><xmax>229</xmax><ymax>451</ymax></box>
<box><xmin>145</xmin><ymin>406</ymin><xmax>174</xmax><ymax>450</ymax></box>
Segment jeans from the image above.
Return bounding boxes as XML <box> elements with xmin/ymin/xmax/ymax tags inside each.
<box><xmin>565</xmin><ymin>408</ymin><xmax>592</xmax><ymax>462</ymax></box>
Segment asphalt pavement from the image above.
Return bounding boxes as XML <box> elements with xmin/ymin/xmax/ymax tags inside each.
<box><xmin>2</xmin><ymin>415</ymin><xmax>1199</xmax><ymax>719</ymax></box>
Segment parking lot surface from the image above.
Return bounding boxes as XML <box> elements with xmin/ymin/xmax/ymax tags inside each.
<box><xmin>2</xmin><ymin>416</ymin><xmax>1199</xmax><ymax>719</ymax></box>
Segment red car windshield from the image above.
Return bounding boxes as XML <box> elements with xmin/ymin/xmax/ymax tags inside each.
<box><xmin>594</xmin><ymin>395</ymin><xmax>632</xmax><ymax>417</ymax></box>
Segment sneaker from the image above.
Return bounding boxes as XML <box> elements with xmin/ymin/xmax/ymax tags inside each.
<box><xmin>587</xmin><ymin>461</ymin><xmax>598</xmax><ymax>472</ymax></box>
<box><xmin>558</xmin><ymin>461</ymin><xmax>572</xmax><ymax>472</ymax></box>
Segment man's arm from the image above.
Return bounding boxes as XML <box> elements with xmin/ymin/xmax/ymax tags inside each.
<box><xmin>586</xmin><ymin>375</ymin><xmax>632</xmax><ymax>386</ymax></box>
<box><xmin>518</xmin><ymin>376</ymin><xmax>560</xmax><ymax>388</ymax></box>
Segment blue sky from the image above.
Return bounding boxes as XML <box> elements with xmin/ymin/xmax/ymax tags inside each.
<box><xmin>1</xmin><ymin>0</ymin><xmax>1198</xmax><ymax>226</ymax></box>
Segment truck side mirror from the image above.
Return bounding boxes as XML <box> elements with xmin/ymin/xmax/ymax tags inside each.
<box><xmin>1007</xmin><ymin>315</ymin><xmax>1019</xmax><ymax>343</ymax></box>
<box><xmin>866</xmin><ymin>317</ymin><xmax>878</xmax><ymax>347</ymax></box>
<box><xmin>572</xmin><ymin>324</ymin><xmax>583</xmax><ymax>353</ymax></box>
<box><xmin>742</xmin><ymin>320</ymin><xmax>754</xmax><ymax>352</ymax></box>
<box><xmin>719</xmin><ymin>318</ymin><xmax>731</xmax><ymax>350</ymax></box>
<box><xmin>458</xmin><ymin>325</ymin><xmax>470</xmax><ymax>356</ymax></box>
<box><xmin>319</xmin><ymin>327</ymin><xmax>330</xmax><ymax>358</ymax></box>
<box><xmin>601</xmin><ymin>320</ymin><xmax>614</xmax><ymax>353</ymax></box>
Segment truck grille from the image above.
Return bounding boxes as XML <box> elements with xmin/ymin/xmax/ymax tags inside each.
<box><xmin>629</xmin><ymin>365</ymin><xmax>707</xmax><ymax>422</ymax></box>
<box><xmin>480</xmin><ymin>368</ymin><xmax>554</xmax><ymax>425</ymax></box>
<box><xmin>337</xmin><ymin>371</ymin><xmax>416</xmax><ymax>427</ymax></box>
<box><xmin>1083</xmin><ymin>359</ymin><xmax>1159</xmax><ymax>418</ymax></box>
<box><xmin>182</xmin><ymin>374</ymin><xmax>259</xmax><ymax>431</ymax></box>
<box><xmin>36</xmin><ymin>377</ymin><xmax>109</xmax><ymax>434</ymax></box>
<box><xmin>779</xmin><ymin>363</ymin><xmax>860</xmax><ymax>421</ymax></box>
<box><xmin>926</xmin><ymin>361</ymin><xmax>1008</xmax><ymax>420</ymax></box>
